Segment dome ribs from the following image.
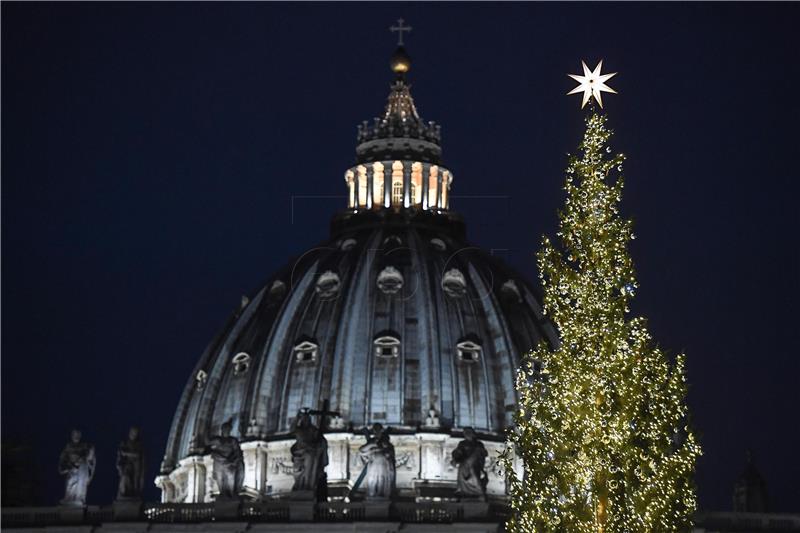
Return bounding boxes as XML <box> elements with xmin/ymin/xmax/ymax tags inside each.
<box><xmin>180</xmin><ymin>286</ymin><xmax>268</xmax><ymax>457</ymax></box>
<box><xmin>332</xmin><ymin>228</ymin><xmax>383</xmax><ymax>428</ymax></box>
<box><xmin>211</xmin><ymin>287</ymin><xmax>278</xmax><ymax>438</ymax></box>
<box><xmin>466</xmin><ymin>260</ymin><xmax>518</xmax><ymax>432</ymax></box>
<box><xmin>162</xmin><ymin>301</ymin><xmax>243</xmax><ymax>471</ymax></box>
<box><xmin>161</xmin><ymin>220</ymin><xmax>560</xmax><ymax>483</ymax></box>
<box><xmin>253</xmin><ymin>261</ymin><xmax>319</xmax><ymax>434</ymax></box>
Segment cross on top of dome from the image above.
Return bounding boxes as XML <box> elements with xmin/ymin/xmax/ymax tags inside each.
<box><xmin>355</xmin><ymin>24</ymin><xmax>442</xmax><ymax>164</ymax></box>
<box><xmin>389</xmin><ymin>18</ymin><xmax>412</xmax><ymax>46</ymax></box>
<box><xmin>389</xmin><ymin>19</ymin><xmax>413</xmax><ymax>76</ymax></box>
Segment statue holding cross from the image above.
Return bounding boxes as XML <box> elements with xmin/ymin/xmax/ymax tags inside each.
<box><xmin>290</xmin><ymin>399</ymin><xmax>339</xmax><ymax>500</ymax></box>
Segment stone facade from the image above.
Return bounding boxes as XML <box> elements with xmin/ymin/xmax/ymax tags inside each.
<box><xmin>156</xmin><ymin>432</ymin><xmax>516</xmax><ymax>503</ymax></box>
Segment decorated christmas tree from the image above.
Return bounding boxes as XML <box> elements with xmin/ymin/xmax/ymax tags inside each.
<box><xmin>501</xmin><ymin>62</ymin><xmax>701</xmax><ymax>532</ymax></box>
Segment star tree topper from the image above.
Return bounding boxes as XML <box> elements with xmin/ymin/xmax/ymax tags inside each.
<box><xmin>568</xmin><ymin>60</ymin><xmax>618</xmax><ymax>108</ymax></box>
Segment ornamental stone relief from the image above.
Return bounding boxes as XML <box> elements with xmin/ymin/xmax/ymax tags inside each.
<box><xmin>394</xmin><ymin>450</ymin><xmax>417</xmax><ymax>471</ymax></box>
<box><xmin>270</xmin><ymin>455</ymin><xmax>294</xmax><ymax>476</ymax></box>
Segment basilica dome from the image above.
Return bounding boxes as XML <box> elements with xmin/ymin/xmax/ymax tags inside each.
<box><xmin>157</xmin><ymin>49</ymin><xmax>557</xmax><ymax>503</ymax></box>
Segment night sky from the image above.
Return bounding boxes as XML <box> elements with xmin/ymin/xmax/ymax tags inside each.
<box><xmin>3</xmin><ymin>2</ymin><xmax>799</xmax><ymax>512</ymax></box>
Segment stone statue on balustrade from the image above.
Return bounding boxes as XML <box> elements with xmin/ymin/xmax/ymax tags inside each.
<box><xmin>357</xmin><ymin>423</ymin><xmax>395</xmax><ymax>500</ymax></box>
<box><xmin>451</xmin><ymin>427</ymin><xmax>488</xmax><ymax>500</ymax></box>
<box><xmin>116</xmin><ymin>426</ymin><xmax>145</xmax><ymax>500</ymax></box>
<box><xmin>205</xmin><ymin>421</ymin><xmax>244</xmax><ymax>499</ymax></box>
<box><xmin>58</xmin><ymin>429</ymin><xmax>96</xmax><ymax>506</ymax></box>
<box><xmin>290</xmin><ymin>409</ymin><xmax>329</xmax><ymax>496</ymax></box>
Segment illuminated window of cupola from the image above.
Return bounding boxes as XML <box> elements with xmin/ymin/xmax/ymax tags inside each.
<box><xmin>391</xmin><ymin>161</ymin><xmax>404</xmax><ymax>207</ymax></box>
<box><xmin>411</xmin><ymin>162</ymin><xmax>423</xmax><ymax>205</ymax></box>
<box><xmin>357</xmin><ymin>165</ymin><xmax>368</xmax><ymax>207</ymax></box>
<box><xmin>392</xmin><ymin>181</ymin><xmax>403</xmax><ymax>207</ymax></box>
<box><xmin>372</xmin><ymin>162</ymin><xmax>385</xmax><ymax>207</ymax></box>
<box><xmin>441</xmin><ymin>170</ymin><xmax>451</xmax><ymax>208</ymax></box>
<box><xmin>345</xmin><ymin>170</ymin><xmax>355</xmax><ymax>208</ymax></box>
<box><xmin>428</xmin><ymin>165</ymin><xmax>439</xmax><ymax>209</ymax></box>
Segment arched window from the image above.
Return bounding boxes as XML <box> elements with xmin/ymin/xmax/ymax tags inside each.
<box><xmin>411</xmin><ymin>162</ymin><xmax>423</xmax><ymax>205</ymax></box>
<box><xmin>340</xmin><ymin>238</ymin><xmax>357</xmax><ymax>251</ymax></box>
<box><xmin>195</xmin><ymin>370</ymin><xmax>208</xmax><ymax>391</ymax></box>
<box><xmin>374</xmin><ymin>335</ymin><xmax>401</xmax><ymax>358</ymax></box>
<box><xmin>372</xmin><ymin>162</ymin><xmax>385</xmax><ymax>207</ymax></box>
<box><xmin>315</xmin><ymin>271</ymin><xmax>341</xmax><ymax>299</ymax></box>
<box><xmin>377</xmin><ymin>266</ymin><xmax>404</xmax><ymax>294</ymax></box>
<box><xmin>232</xmin><ymin>352</ymin><xmax>251</xmax><ymax>375</ymax></box>
<box><xmin>294</xmin><ymin>340</ymin><xmax>319</xmax><ymax>364</ymax></box>
<box><xmin>357</xmin><ymin>165</ymin><xmax>368</xmax><ymax>207</ymax></box>
<box><xmin>345</xmin><ymin>170</ymin><xmax>355</xmax><ymax>209</ymax></box>
<box><xmin>442</xmin><ymin>268</ymin><xmax>468</xmax><ymax>298</ymax></box>
<box><xmin>428</xmin><ymin>165</ymin><xmax>439</xmax><ymax>210</ymax></box>
<box><xmin>392</xmin><ymin>181</ymin><xmax>403</xmax><ymax>206</ymax></box>
<box><xmin>456</xmin><ymin>340</ymin><xmax>481</xmax><ymax>363</ymax></box>
<box><xmin>441</xmin><ymin>170</ymin><xmax>452</xmax><ymax>208</ymax></box>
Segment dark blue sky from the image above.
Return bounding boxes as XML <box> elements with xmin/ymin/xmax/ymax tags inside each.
<box><xmin>3</xmin><ymin>2</ymin><xmax>798</xmax><ymax>512</ymax></box>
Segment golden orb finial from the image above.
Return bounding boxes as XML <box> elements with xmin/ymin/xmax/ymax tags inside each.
<box><xmin>390</xmin><ymin>46</ymin><xmax>412</xmax><ymax>75</ymax></box>
<box><xmin>389</xmin><ymin>18</ymin><xmax>413</xmax><ymax>76</ymax></box>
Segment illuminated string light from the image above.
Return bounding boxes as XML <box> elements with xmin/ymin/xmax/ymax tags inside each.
<box><xmin>500</xmin><ymin>112</ymin><xmax>701</xmax><ymax>532</ymax></box>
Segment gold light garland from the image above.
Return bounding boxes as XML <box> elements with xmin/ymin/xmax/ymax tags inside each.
<box><xmin>500</xmin><ymin>112</ymin><xmax>701</xmax><ymax>532</ymax></box>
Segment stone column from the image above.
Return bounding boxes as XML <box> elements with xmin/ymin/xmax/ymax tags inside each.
<box><xmin>403</xmin><ymin>162</ymin><xmax>411</xmax><ymax>208</ymax></box>
<box><xmin>154</xmin><ymin>475</ymin><xmax>175</xmax><ymax>503</ymax></box>
<box><xmin>181</xmin><ymin>456</ymin><xmax>207</xmax><ymax>503</ymax></box>
<box><xmin>443</xmin><ymin>171</ymin><xmax>452</xmax><ymax>209</ymax></box>
<box><xmin>418</xmin><ymin>432</ymin><xmax>449</xmax><ymax>481</ymax></box>
<box><xmin>325</xmin><ymin>432</ymin><xmax>351</xmax><ymax>482</ymax></box>
<box><xmin>345</xmin><ymin>172</ymin><xmax>352</xmax><ymax>209</ymax></box>
<box><xmin>421</xmin><ymin>163</ymin><xmax>429</xmax><ymax>210</ymax></box>
<box><xmin>384</xmin><ymin>162</ymin><xmax>392</xmax><ymax>208</ymax></box>
<box><xmin>436</xmin><ymin>170</ymin><xmax>443</xmax><ymax>209</ymax></box>
<box><xmin>355</xmin><ymin>169</ymin><xmax>362</xmax><ymax>210</ymax></box>
<box><xmin>366</xmin><ymin>166</ymin><xmax>373</xmax><ymax>209</ymax></box>
<box><xmin>265</xmin><ymin>440</ymin><xmax>294</xmax><ymax>495</ymax></box>
<box><xmin>241</xmin><ymin>441</ymin><xmax>267</xmax><ymax>499</ymax></box>
<box><xmin>483</xmin><ymin>441</ymin><xmax>506</xmax><ymax>497</ymax></box>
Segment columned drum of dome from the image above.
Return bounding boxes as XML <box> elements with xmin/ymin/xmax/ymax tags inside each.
<box><xmin>156</xmin><ymin>46</ymin><xmax>558</xmax><ymax>504</ymax></box>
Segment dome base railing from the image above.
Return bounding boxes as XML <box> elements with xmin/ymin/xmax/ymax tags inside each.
<box><xmin>4</xmin><ymin>505</ymin><xmax>800</xmax><ymax>530</ymax></box>
<box><xmin>0</xmin><ymin>500</ymin><xmax>507</xmax><ymax>526</ymax></box>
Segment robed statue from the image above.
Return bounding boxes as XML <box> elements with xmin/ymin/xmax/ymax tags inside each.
<box><xmin>116</xmin><ymin>426</ymin><xmax>145</xmax><ymax>499</ymax></box>
<box><xmin>206</xmin><ymin>421</ymin><xmax>244</xmax><ymax>499</ymax></box>
<box><xmin>290</xmin><ymin>409</ymin><xmax>329</xmax><ymax>496</ymax></box>
<box><xmin>357</xmin><ymin>423</ymin><xmax>395</xmax><ymax>499</ymax></box>
<box><xmin>451</xmin><ymin>427</ymin><xmax>488</xmax><ymax>499</ymax></box>
<box><xmin>58</xmin><ymin>429</ymin><xmax>96</xmax><ymax>506</ymax></box>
